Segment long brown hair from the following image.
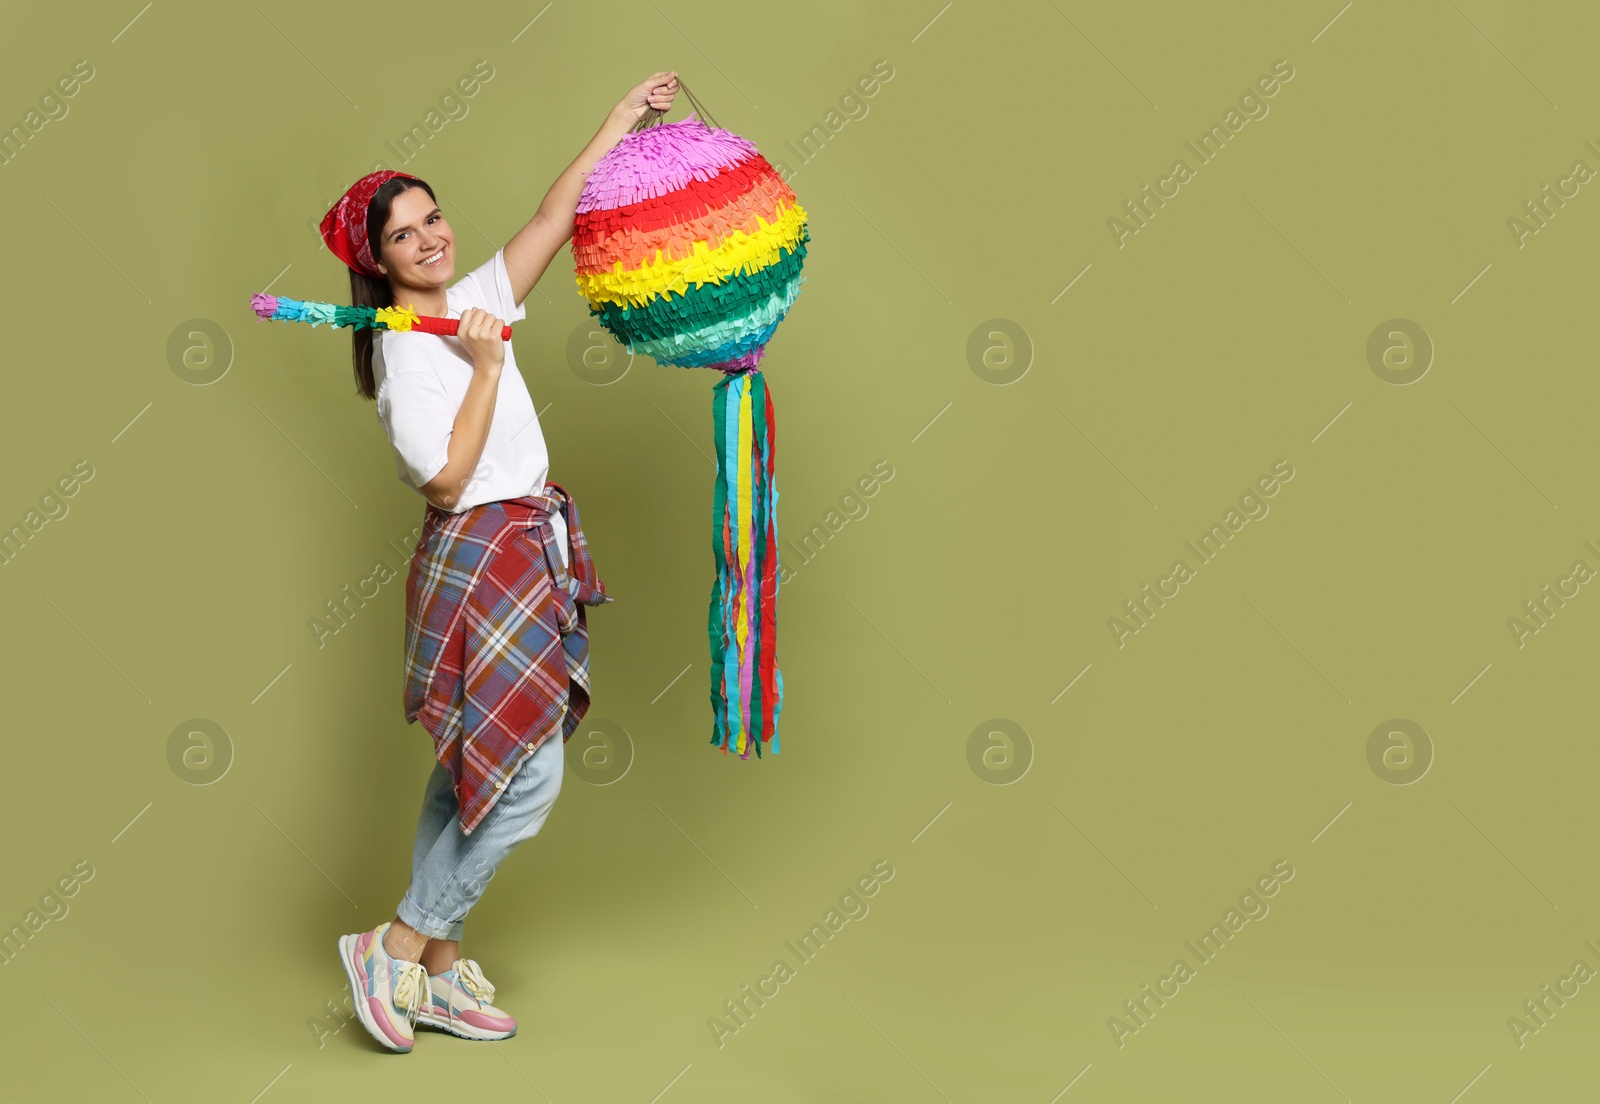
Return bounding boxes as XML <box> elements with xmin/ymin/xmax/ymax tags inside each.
<box><xmin>350</xmin><ymin>175</ymin><xmax>437</xmax><ymax>400</ymax></box>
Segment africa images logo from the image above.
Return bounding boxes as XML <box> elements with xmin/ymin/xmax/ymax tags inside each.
<box><xmin>708</xmin><ymin>859</ymin><xmax>895</xmax><ymax>1047</ymax></box>
<box><xmin>1107</xmin><ymin>859</ymin><xmax>1295</xmax><ymax>1047</ymax></box>
<box><xmin>1108</xmin><ymin>460</ymin><xmax>1295</xmax><ymax>647</ymax></box>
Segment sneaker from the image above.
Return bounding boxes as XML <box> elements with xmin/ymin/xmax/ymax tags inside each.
<box><xmin>338</xmin><ymin>921</ymin><xmax>429</xmax><ymax>1053</ymax></box>
<box><xmin>416</xmin><ymin>958</ymin><xmax>518</xmax><ymax>1041</ymax></box>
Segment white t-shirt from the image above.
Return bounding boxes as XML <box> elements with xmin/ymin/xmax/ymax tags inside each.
<box><xmin>373</xmin><ymin>247</ymin><xmax>567</xmax><ymax>566</ymax></box>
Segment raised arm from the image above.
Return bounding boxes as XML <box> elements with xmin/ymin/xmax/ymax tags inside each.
<box><xmin>502</xmin><ymin>71</ymin><xmax>679</xmax><ymax>308</ymax></box>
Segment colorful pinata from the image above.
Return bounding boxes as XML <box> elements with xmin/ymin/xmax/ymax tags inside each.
<box><xmin>573</xmin><ymin>103</ymin><xmax>809</xmax><ymax>761</ymax></box>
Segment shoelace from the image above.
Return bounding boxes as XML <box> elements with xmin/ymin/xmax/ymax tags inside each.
<box><xmin>392</xmin><ymin>960</ymin><xmax>429</xmax><ymax>1029</ymax></box>
<box><xmin>437</xmin><ymin>957</ymin><xmax>497</xmax><ymax>1025</ymax></box>
<box><xmin>454</xmin><ymin>958</ymin><xmax>496</xmax><ymax>1004</ymax></box>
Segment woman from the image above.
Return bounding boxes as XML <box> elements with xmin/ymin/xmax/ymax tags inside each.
<box><xmin>323</xmin><ymin>71</ymin><xmax>679</xmax><ymax>1054</ymax></box>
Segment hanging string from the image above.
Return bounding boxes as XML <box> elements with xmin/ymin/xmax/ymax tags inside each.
<box><xmin>681</xmin><ymin>80</ymin><xmax>721</xmax><ymax>129</ymax></box>
<box><xmin>631</xmin><ymin>77</ymin><xmax>721</xmax><ymax>132</ymax></box>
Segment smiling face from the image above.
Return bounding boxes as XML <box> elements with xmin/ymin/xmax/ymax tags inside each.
<box><xmin>375</xmin><ymin>185</ymin><xmax>455</xmax><ymax>291</ymax></box>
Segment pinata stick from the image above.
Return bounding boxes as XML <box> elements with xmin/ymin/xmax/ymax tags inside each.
<box><xmin>248</xmin><ymin>293</ymin><xmax>512</xmax><ymax>340</ymax></box>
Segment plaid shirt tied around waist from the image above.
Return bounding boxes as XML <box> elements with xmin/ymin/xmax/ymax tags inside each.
<box><xmin>403</xmin><ymin>481</ymin><xmax>612</xmax><ymax>835</ymax></box>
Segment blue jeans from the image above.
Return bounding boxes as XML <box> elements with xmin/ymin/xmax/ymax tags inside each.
<box><xmin>395</xmin><ymin>734</ymin><xmax>564</xmax><ymax>940</ymax></box>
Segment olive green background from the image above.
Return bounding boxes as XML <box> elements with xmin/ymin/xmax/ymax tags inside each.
<box><xmin>3</xmin><ymin>0</ymin><xmax>1598</xmax><ymax>1100</ymax></box>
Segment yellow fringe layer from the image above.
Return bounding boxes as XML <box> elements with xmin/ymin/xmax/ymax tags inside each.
<box><xmin>575</xmin><ymin>201</ymin><xmax>809</xmax><ymax>309</ymax></box>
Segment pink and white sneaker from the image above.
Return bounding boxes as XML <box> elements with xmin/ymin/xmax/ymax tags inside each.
<box><xmin>416</xmin><ymin>958</ymin><xmax>518</xmax><ymax>1041</ymax></box>
<box><xmin>338</xmin><ymin>921</ymin><xmax>429</xmax><ymax>1053</ymax></box>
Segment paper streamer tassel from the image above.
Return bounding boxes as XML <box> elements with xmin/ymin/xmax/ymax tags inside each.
<box><xmin>708</xmin><ymin>370</ymin><xmax>781</xmax><ymax>757</ymax></box>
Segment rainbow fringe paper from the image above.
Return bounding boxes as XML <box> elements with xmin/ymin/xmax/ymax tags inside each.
<box><xmin>574</xmin><ymin>113</ymin><xmax>807</xmax><ymax>759</ymax></box>
<box><xmin>248</xmin><ymin>294</ymin><xmax>421</xmax><ymax>331</ymax></box>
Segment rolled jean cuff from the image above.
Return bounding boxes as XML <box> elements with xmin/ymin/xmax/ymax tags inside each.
<box><xmin>395</xmin><ymin>893</ymin><xmax>465</xmax><ymax>942</ymax></box>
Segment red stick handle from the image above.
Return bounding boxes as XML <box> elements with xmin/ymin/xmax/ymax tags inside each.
<box><xmin>409</xmin><ymin>315</ymin><xmax>513</xmax><ymax>341</ymax></box>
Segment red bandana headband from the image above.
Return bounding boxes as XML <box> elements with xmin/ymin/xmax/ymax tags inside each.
<box><xmin>319</xmin><ymin>170</ymin><xmax>420</xmax><ymax>278</ymax></box>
